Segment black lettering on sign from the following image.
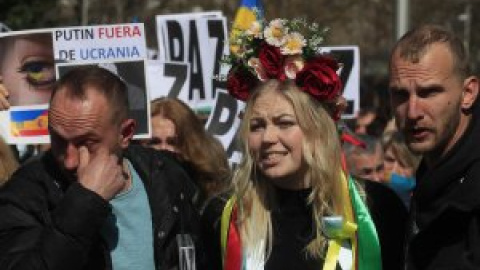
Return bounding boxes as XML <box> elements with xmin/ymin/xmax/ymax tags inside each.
<box><xmin>207</xmin><ymin>91</ymin><xmax>237</xmax><ymax>136</ymax></box>
<box><xmin>206</xmin><ymin>92</ymin><xmax>243</xmax><ymax>163</ymax></box>
<box><xmin>164</xmin><ymin>63</ymin><xmax>188</xmax><ymax>98</ymax></box>
<box><xmin>226</xmin><ymin>129</ymin><xmax>242</xmax><ymax>164</ymax></box>
<box><xmin>166</xmin><ymin>20</ymin><xmax>184</xmax><ymax>62</ymax></box>
<box><xmin>207</xmin><ymin>20</ymin><xmax>227</xmax><ymax>98</ymax></box>
<box><xmin>330</xmin><ymin>49</ymin><xmax>355</xmax><ymax>115</ymax></box>
<box><xmin>188</xmin><ymin>20</ymin><xmax>205</xmax><ymax>100</ymax></box>
<box><xmin>58</xmin><ymin>49</ymin><xmax>76</xmax><ymax>61</ymax></box>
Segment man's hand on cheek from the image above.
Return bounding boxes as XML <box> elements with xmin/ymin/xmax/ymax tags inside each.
<box><xmin>77</xmin><ymin>146</ymin><xmax>126</xmax><ymax>200</ymax></box>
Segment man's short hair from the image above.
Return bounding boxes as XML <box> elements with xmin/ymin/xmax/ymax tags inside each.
<box><xmin>51</xmin><ymin>66</ymin><xmax>129</xmax><ymax>124</ymax></box>
<box><xmin>391</xmin><ymin>24</ymin><xmax>470</xmax><ymax>80</ymax></box>
<box><xmin>343</xmin><ymin>134</ymin><xmax>383</xmax><ymax>177</ymax></box>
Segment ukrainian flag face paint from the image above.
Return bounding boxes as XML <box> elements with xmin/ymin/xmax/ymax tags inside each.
<box><xmin>18</xmin><ymin>59</ymin><xmax>55</xmax><ymax>88</ymax></box>
<box><xmin>0</xmin><ymin>32</ymin><xmax>54</xmax><ymax>106</ymax></box>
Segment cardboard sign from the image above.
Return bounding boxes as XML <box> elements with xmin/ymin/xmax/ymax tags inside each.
<box><xmin>155</xmin><ymin>12</ymin><xmax>229</xmax><ymax>114</ymax></box>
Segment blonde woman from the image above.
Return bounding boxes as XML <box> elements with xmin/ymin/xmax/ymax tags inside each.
<box><xmin>202</xmin><ymin>18</ymin><xmax>381</xmax><ymax>270</ymax></box>
<box><xmin>383</xmin><ymin>131</ymin><xmax>421</xmax><ymax>207</ymax></box>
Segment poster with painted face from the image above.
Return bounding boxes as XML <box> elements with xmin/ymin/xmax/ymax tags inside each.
<box><xmin>0</xmin><ymin>24</ymin><xmax>150</xmax><ymax>144</ymax></box>
<box><xmin>0</xmin><ymin>31</ymin><xmax>55</xmax><ymax>107</ymax></box>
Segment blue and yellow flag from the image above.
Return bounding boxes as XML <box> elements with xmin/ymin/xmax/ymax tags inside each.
<box><xmin>231</xmin><ymin>0</ymin><xmax>264</xmax><ymax>32</ymax></box>
<box><xmin>10</xmin><ymin>109</ymin><xmax>49</xmax><ymax>137</ymax></box>
<box><xmin>230</xmin><ymin>0</ymin><xmax>264</xmax><ymax>54</ymax></box>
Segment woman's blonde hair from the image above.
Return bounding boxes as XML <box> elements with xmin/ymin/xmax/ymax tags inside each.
<box><xmin>384</xmin><ymin>131</ymin><xmax>421</xmax><ymax>171</ymax></box>
<box><xmin>233</xmin><ymin>80</ymin><xmax>347</xmax><ymax>259</ymax></box>
<box><xmin>0</xmin><ymin>136</ymin><xmax>18</xmax><ymax>186</ymax></box>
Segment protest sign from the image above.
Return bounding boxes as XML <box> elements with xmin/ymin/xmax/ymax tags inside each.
<box><xmin>205</xmin><ymin>90</ymin><xmax>244</xmax><ymax>167</ymax></box>
<box><xmin>53</xmin><ymin>24</ymin><xmax>146</xmax><ymax>62</ymax></box>
<box><xmin>0</xmin><ymin>30</ymin><xmax>54</xmax><ymax>144</ymax></box>
<box><xmin>0</xmin><ymin>23</ymin><xmax>150</xmax><ymax>144</ymax></box>
<box><xmin>147</xmin><ymin>61</ymin><xmax>190</xmax><ymax>102</ymax></box>
<box><xmin>155</xmin><ymin>12</ymin><xmax>229</xmax><ymax>115</ymax></box>
<box><xmin>320</xmin><ymin>46</ymin><xmax>360</xmax><ymax>119</ymax></box>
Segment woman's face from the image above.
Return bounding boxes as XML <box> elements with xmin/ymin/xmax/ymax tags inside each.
<box><xmin>247</xmin><ymin>89</ymin><xmax>308</xmax><ymax>190</ymax></box>
<box><xmin>384</xmin><ymin>145</ymin><xmax>414</xmax><ymax>177</ymax></box>
<box><xmin>143</xmin><ymin>114</ymin><xmax>178</xmax><ymax>153</ymax></box>
<box><xmin>0</xmin><ymin>34</ymin><xmax>55</xmax><ymax>106</ymax></box>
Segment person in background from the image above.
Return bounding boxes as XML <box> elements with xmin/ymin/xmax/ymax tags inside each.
<box><xmin>141</xmin><ymin>97</ymin><xmax>231</xmax><ymax>210</ymax></box>
<box><xmin>354</xmin><ymin>107</ymin><xmax>377</xmax><ymax>135</ymax></box>
<box><xmin>343</xmin><ymin>134</ymin><xmax>386</xmax><ymax>183</ymax></box>
<box><xmin>383</xmin><ymin>131</ymin><xmax>421</xmax><ymax>208</ymax></box>
<box><xmin>0</xmin><ymin>66</ymin><xmax>206</xmax><ymax>270</ymax></box>
<box><xmin>0</xmin><ymin>136</ymin><xmax>18</xmax><ymax>186</ymax></box>
<box><xmin>389</xmin><ymin>24</ymin><xmax>479</xmax><ymax>269</ymax></box>
<box><xmin>202</xmin><ymin>17</ymin><xmax>381</xmax><ymax>270</ymax></box>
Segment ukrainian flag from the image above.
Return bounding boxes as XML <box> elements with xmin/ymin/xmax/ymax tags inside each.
<box><xmin>10</xmin><ymin>109</ymin><xmax>49</xmax><ymax>137</ymax></box>
<box><xmin>232</xmin><ymin>0</ymin><xmax>264</xmax><ymax>32</ymax></box>
<box><xmin>230</xmin><ymin>0</ymin><xmax>264</xmax><ymax>54</ymax></box>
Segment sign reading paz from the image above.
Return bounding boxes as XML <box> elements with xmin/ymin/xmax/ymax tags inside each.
<box><xmin>155</xmin><ymin>13</ymin><xmax>228</xmax><ymax>113</ymax></box>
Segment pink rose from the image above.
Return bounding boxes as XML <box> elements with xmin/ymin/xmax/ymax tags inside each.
<box><xmin>284</xmin><ymin>56</ymin><xmax>305</xmax><ymax>79</ymax></box>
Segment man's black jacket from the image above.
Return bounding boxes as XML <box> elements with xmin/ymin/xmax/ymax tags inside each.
<box><xmin>0</xmin><ymin>144</ymin><xmax>205</xmax><ymax>270</ymax></box>
<box><xmin>406</xmin><ymin>100</ymin><xmax>480</xmax><ymax>269</ymax></box>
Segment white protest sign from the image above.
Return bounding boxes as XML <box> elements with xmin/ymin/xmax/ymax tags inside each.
<box><xmin>0</xmin><ymin>24</ymin><xmax>150</xmax><ymax>144</ymax></box>
<box><xmin>320</xmin><ymin>46</ymin><xmax>360</xmax><ymax>119</ymax></box>
<box><xmin>204</xmin><ymin>17</ymin><xmax>229</xmax><ymax>101</ymax></box>
<box><xmin>52</xmin><ymin>23</ymin><xmax>150</xmax><ymax>139</ymax></box>
<box><xmin>53</xmin><ymin>23</ymin><xmax>146</xmax><ymax>62</ymax></box>
<box><xmin>205</xmin><ymin>90</ymin><xmax>245</xmax><ymax>167</ymax></box>
<box><xmin>156</xmin><ymin>11</ymin><xmax>223</xmax><ymax>60</ymax></box>
<box><xmin>147</xmin><ymin>60</ymin><xmax>190</xmax><ymax>101</ymax></box>
<box><xmin>0</xmin><ymin>29</ymin><xmax>54</xmax><ymax>144</ymax></box>
<box><xmin>155</xmin><ymin>12</ymin><xmax>228</xmax><ymax>114</ymax></box>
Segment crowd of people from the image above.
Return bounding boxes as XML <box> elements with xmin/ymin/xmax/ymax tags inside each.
<box><xmin>0</xmin><ymin>18</ymin><xmax>478</xmax><ymax>270</ymax></box>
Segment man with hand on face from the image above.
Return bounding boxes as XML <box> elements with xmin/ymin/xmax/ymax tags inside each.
<box><xmin>389</xmin><ymin>25</ymin><xmax>480</xmax><ymax>269</ymax></box>
<box><xmin>0</xmin><ymin>66</ymin><xmax>205</xmax><ymax>270</ymax></box>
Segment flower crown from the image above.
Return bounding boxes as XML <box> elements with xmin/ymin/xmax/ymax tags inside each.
<box><xmin>225</xmin><ymin>17</ymin><xmax>343</xmax><ymax>106</ymax></box>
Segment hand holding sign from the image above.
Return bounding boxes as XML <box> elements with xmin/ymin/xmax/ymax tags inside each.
<box><xmin>0</xmin><ymin>76</ymin><xmax>10</xmax><ymax>110</ymax></box>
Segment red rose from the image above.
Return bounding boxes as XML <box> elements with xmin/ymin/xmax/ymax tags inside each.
<box><xmin>258</xmin><ymin>42</ymin><xmax>286</xmax><ymax>80</ymax></box>
<box><xmin>226</xmin><ymin>67</ymin><xmax>258</xmax><ymax>101</ymax></box>
<box><xmin>295</xmin><ymin>56</ymin><xmax>342</xmax><ymax>101</ymax></box>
